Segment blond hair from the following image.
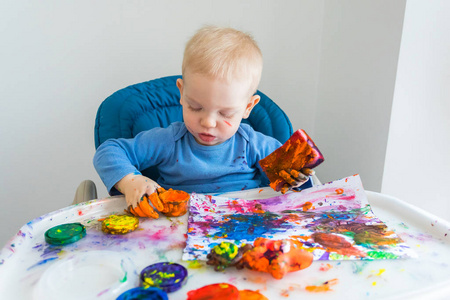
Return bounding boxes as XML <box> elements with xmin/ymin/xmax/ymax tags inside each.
<box><xmin>182</xmin><ymin>26</ymin><xmax>263</xmax><ymax>94</ymax></box>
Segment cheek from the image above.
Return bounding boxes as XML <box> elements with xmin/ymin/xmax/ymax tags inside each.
<box><xmin>223</xmin><ymin>120</ymin><xmax>232</xmax><ymax>127</ymax></box>
<box><xmin>182</xmin><ymin>109</ymin><xmax>196</xmax><ymax>123</ymax></box>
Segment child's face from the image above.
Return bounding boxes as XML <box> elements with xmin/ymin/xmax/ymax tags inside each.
<box><xmin>177</xmin><ymin>73</ymin><xmax>260</xmax><ymax>146</ymax></box>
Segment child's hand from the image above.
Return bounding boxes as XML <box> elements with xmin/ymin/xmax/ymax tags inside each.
<box><xmin>115</xmin><ymin>173</ymin><xmax>161</xmax><ymax>208</ymax></box>
<box><xmin>279</xmin><ymin>168</ymin><xmax>314</xmax><ymax>194</ymax></box>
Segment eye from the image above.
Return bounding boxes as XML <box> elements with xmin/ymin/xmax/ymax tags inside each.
<box><xmin>220</xmin><ymin>111</ymin><xmax>234</xmax><ymax>118</ymax></box>
<box><xmin>188</xmin><ymin>105</ymin><xmax>202</xmax><ymax>112</ymax></box>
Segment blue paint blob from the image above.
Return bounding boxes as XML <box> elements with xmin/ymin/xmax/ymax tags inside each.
<box><xmin>116</xmin><ymin>287</ymin><xmax>168</xmax><ymax>300</ymax></box>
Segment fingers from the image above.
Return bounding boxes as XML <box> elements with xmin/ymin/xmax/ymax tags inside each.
<box><xmin>133</xmin><ymin>205</ymin><xmax>147</xmax><ymax>217</ymax></box>
<box><xmin>279</xmin><ymin>170</ymin><xmax>306</xmax><ymax>187</ymax></box>
<box><xmin>128</xmin><ymin>198</ymin><xmax>160</xmax><ymax>219</ymax></box>
<box><xmin>125</xmin><ymin>184</ymin><xmax>188</xmax><ymax>218</ymax></box>
<box><xmin>300</xmin><ymin>168</ymin><xmax>315</xmax><ymax>176</ymax></box>
<box><xmin>148</xmin><ymin>193</ymin><xmax>164</xmax><ymax>212</ymax></box>
<box><xmin>278</xmin><ymin>168</ymin><xmax>313</xmax><ymax>194</ymax></box>
<box><xmin>144</xmin><ymin>180</ymin><xmax>161</xmax><ymax>197</ymax></box>
<box><xmin>138</xmin><ymin>197</ymin><xmax>160</xmax><ymax>219</ymax></box>
<box><xmin>279</xmin><ymin>170</ymin><xmax>298</xmax><ymax>186</ymax></box>
<box><xmin>293</xmin><ymin>169</ymin><xmax>309</xmax><ymax>182</ymax></box>
<box><xmin>280</xmin><ymin>183</ymin><xmax>289</xmax><ymax>194</ymax></box>
<box><xmin>128</xmin><ymin>206</ymin><xmax>139</xmax><ymax>217</ymax></box>
<box><xmin>125</xmin><ymin>193</ymin><xmax>141</xmax><ymax>209</ymax></box>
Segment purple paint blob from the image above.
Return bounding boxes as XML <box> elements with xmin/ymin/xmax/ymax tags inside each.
<box><xmin>140</xmin><ymin>262</ymin><xmax>187</xmax><ymax>293</ymax></box>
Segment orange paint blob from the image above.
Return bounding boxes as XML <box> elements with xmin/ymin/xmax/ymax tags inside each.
<box><xmin>239</xmin><ymin>290</ymin><xmax>268</xmax><ymax>300</ymax></box>
<box><xmin>240</xmin><ymin>238</ymin><xmax>313</xmax><ymax>279</ymax></box>
<box><xmin>158</xmin><ymin>188</ymin><xmax>190</xmax><ymax>217</ymax></box>
<box><xmin>224</xmin><ymin>120</ymin><xmax>232</xmax><ymax>127</ymax></box>
<box><xmin>302</xmin><ymin>202</ymin><xmax>313</xmax><ymax>211</ymax></box>
<box><xmin>305</xmin><ymin>278</ymin><xmax>339</xmax><ymax>293</ymax></box>
<box><xmin>319</xmin><ymin>263</ymin><xmax>333</xmax><ymax>271</ymax></box>
<box><xmin>187</xmin><ymin>283</ymin><xmax>239</xmax><ymax>300</ymax></box>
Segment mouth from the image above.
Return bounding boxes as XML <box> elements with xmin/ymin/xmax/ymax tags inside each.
<box><xmin>198</xmin><ymin>133</ymin><xmax>216</xmax><ymax>143</ymax></box>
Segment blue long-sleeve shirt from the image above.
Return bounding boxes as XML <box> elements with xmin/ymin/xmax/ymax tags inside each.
<box><xmin>93</xmin><ymin>122</ymin><xmax>282</xmax><ymax>194</ymax></box>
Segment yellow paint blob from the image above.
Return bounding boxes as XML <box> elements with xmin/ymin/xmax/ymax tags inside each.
<box><xmin>375</xmin><ymin>269</ymin><xmax>385</xmax><ymax>276</ymax></box>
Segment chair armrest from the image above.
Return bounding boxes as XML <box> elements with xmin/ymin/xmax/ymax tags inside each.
<box><xmin>73</xmin><ymin>180</ymin><xmax>98</xmax><ymax>205</ymax></box>
<box><xmin>311</xmin><ymin>173</ymin><xmax>322</xmax><ymax>186</ymax></box>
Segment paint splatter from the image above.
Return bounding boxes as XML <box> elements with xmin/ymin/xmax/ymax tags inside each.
<box><xmin>26</xmin><ymin>257</ymin><xmax>58</xmax><ymax>271</ymax></box>
<box><xmin>319</xmin><ymin>263</ymin><xmax>333</xmax><ymax>271</ymax></box>
<box><xmin>305</xmin><ymin>278</ymin><xmax>339</xmax><ymax>292</ymax></box>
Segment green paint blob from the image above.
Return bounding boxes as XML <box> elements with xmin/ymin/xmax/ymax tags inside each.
<box><xmin>329</xmin><ymin>253</ymin><xmax>350</xmax><ymax>260</ymax></box>
<box><xmin>45</xmin><ymin>223</ymin><xmax>86</xmax><ymax>245</ymax></box>
<box><xmin>212</xmin><ymin>242</ymin><xmax>238</xmax><ymax>260</ymax></box>
<box><xmin>367</xmin><ymin>251</ymin><xmax>398</xmax><ymax>259</ymax></box>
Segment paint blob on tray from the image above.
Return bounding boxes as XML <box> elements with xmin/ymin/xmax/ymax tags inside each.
<box><xmin>44</xmin><ymin>223</ymin><xmax>86</xmax><ymax>245</ymax></box>
<box><xmin>101</xmin><ymin>215</ymin><xmax>139</xmax><ymax>235</ymax></box>
<box><xmin>182</xmin><ymin>175</ymin><xmax>417</xmax><ymax>261</ymax></box>
<box><xmin>187</xmin><ymin>283</ymin><xmax>268</xmax><ymax>300</ymax></box>
<box><xmin>140</xmin><ymin>262</ymin><xmax>187</xmax><ymax>292</ymax></box>
<box><xmin>117</xmin><ymin>287</ymin><xmax>168</xmax><ymax>300</ymax></box>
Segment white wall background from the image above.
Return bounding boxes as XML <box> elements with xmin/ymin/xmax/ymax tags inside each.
<box><xmin>3</xmin><ymin>0</ymin><xmax>447</xmax><ymax>248</ymax></box>
<box><xmin>313</xmin><ymin>1</ymin><xmax>406</xmax><ymax>192</ymax></box>
<box><xmin>0</xmin><ymin>0</ymin><xmax>325</xmax><ymax>247</ymax></box>
<box><xmin>382</xmin><ymin>0</ymin><xmax>450</xmax><ymax>221</ymax></box>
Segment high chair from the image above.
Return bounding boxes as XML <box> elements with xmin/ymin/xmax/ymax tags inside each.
<box><xmin>74</xmin><ymin>75</ymin><xmax>309</xmax><ymax>204</ymax></box>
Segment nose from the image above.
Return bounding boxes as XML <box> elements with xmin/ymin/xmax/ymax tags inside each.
<box><xmin>200</xmin><ymin>113</ymin><xmax>216</xmax><ymax>128</ymax></box>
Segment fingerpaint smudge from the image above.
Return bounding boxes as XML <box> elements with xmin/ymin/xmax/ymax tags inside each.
<box><xmin>305</xmin><ymin>278</ymin><xmax>338</xmax><ymax>292</ymax></box>
<box><xmin>27</xmin><ymin>257</ymin><xmax>58</xmax><ymax>271</ymax></box>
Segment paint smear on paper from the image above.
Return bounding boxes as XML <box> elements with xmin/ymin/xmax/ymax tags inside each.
<box><xmin>182</xmin><ymin>175</ymin><xmax>416</xmax><ymax>261</ymax></box>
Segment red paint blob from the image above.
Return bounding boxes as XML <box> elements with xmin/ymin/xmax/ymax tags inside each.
<box><xmin>187</xmin><ymin>283</ymin><xmax>239</xmax><ymax>300</ymax></box>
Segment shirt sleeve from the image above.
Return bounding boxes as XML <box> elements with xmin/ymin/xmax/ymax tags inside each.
<box><xmin>93</xmin><ymin>126</ymin><xmax>175</xmax><ymax>195</ymax></box>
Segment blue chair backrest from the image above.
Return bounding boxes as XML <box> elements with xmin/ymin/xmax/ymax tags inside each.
<box><xmin>95</xmin><ymin>75</ymin><xmax>293</xmax><ymax>180</ymax></box>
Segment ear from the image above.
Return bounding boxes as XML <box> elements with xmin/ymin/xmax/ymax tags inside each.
<box><xmin>243</xmin><ymin>95</ymin><xmax>260</xmax><ymax>119</ymax></box>
<box><xmin>176</xmin><ymin>78</ymin><xmax>184</xmax><ymax>105</ymax></box>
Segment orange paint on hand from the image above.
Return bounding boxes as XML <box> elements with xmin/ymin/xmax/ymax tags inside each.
<box><xmin>259</xmin><ymin>129</ymin><xmax>324</xmax><ymax>192</ymax></box>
